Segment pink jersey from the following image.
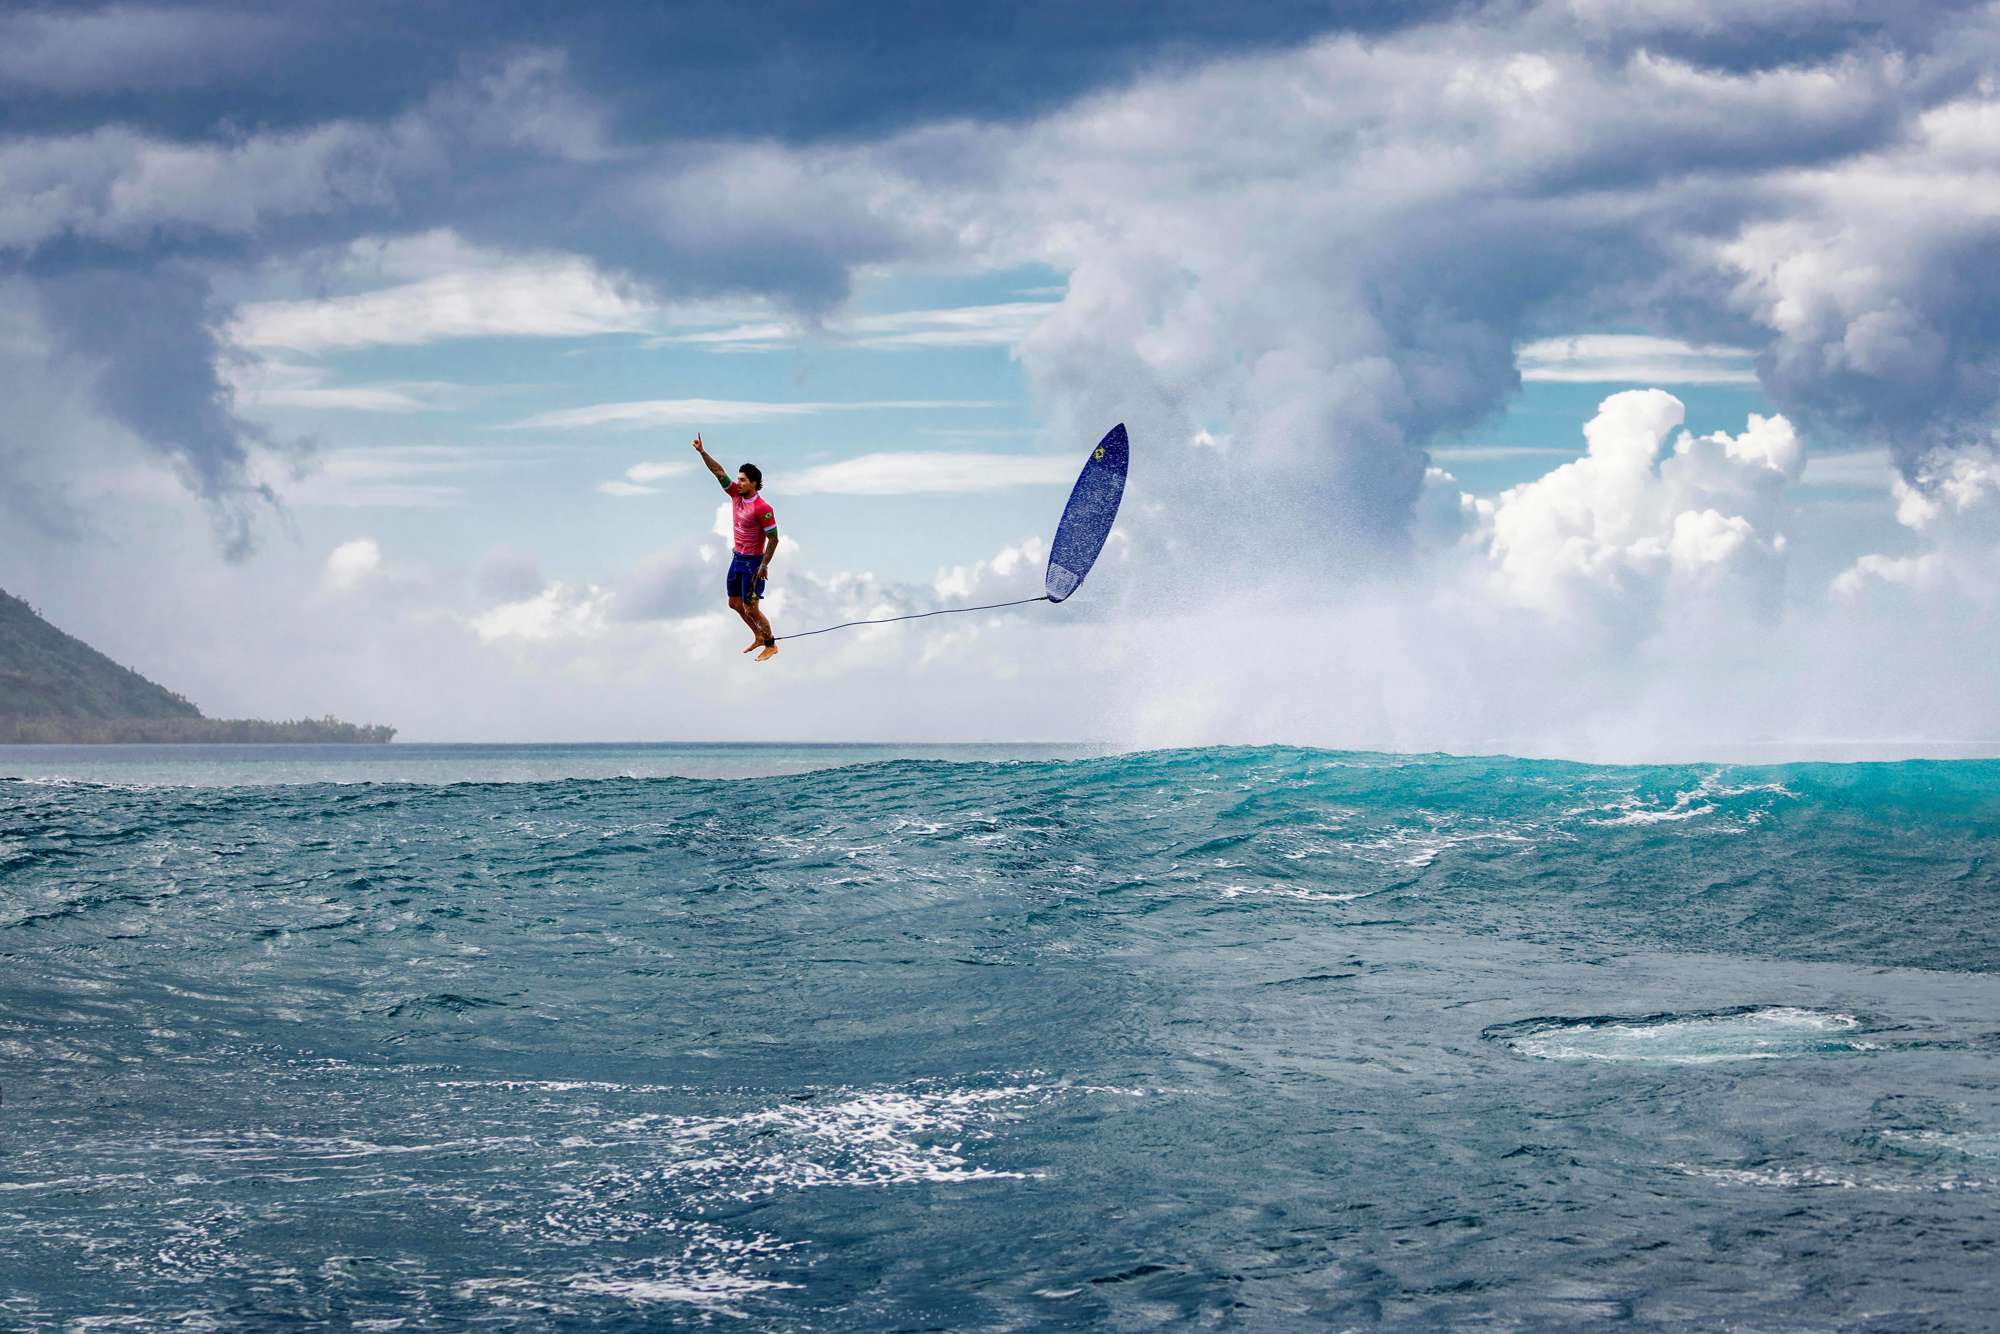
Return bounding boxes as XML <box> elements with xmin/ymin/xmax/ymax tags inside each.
<box><xmin>731</xmin><ymin>487</ymin><xmax>776</xmax><ymax>555</ymax></box>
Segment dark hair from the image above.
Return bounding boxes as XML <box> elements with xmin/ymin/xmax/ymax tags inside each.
<box><xmin>739</xmin><ymin>463</ymin><xmax>763</xmax><ymax>489</ymax></box>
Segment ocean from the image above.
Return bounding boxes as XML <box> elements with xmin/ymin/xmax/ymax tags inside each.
<box><xmin>2</xmin><ymin>743</ymin><xmax>1997</xmax><ymax>1329</ymax></box>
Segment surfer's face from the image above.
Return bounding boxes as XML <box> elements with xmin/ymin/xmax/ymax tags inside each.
<box><xmin>736</xmin><ymin>471</ymin><xmax>758</xmax><ymax>493</ymax></box>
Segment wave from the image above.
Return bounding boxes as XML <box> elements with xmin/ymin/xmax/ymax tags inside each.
<box><xmin>1485</xmin><ymin>1007</ymin><xmax>1873</xmax><ymax>1064</ymax></box>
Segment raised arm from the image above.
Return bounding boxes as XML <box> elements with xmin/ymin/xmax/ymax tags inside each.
<box><xmin>691</xmin><ymin>433</ymin><xmax>734</xmax><ymax>492</ymax></box>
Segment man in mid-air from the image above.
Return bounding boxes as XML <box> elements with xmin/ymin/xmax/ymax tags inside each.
<box><xmin>692</xmin><ymin>433</ymin><xmax>780</xmax><ymax>660</ymax></box>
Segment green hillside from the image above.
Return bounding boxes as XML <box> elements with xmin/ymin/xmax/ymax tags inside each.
<box><xmin>0</xmin><ymin>589</ymin><xmax>201</xmax><ymax>721</ymax></box>
<box><xmin>0</xmin><ymin>587</ymin><xmax>395</xmax><ymax>743</ymax></box>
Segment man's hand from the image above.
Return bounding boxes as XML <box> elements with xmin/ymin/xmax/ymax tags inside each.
<box><xmin>692</xmin><ymin>433</ymin><xmax>706</xmax><ymax>455</ymax></box>
<box><xmin>757</xmin><ymin>562</ymin><xmax>771</xmax><ymax>580</ymax></box>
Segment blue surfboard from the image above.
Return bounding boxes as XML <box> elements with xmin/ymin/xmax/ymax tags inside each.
<box><xmin>1045</xmin><ymin>424</ymin><xmax>1128</xmax><ymax>603</ymax></box>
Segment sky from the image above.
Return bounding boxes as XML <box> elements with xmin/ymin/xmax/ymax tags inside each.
<box><xmin>3</xmin><ymin>0</ymin><xmax>1999</xmax><ymax>755</ymax></box>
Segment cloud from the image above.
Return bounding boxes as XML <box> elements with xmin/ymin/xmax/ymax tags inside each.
<box><xmin>0</xmin><ymin>280</ymin><xmax>132</xmax><ymax>541</ymax></box>
<box><xmin>1798</xmin><ymin>448</ymin><xmax>1895</xmax><ymax>490</ymax></box>
<box><xmin>1105</xmin><ymin>387</ymin><xmax>2000</xmax><ymax>758</ymax></box>
<box><xmin>510</xmin><ymin>399</ymin><xmax>1004</xmax><ymax>430</ymax></box>
<box><xmin>1891</xmin><ymin>446</ymin><xmax>2000</xmax><ymax>530</ymax></box>
<box><xmin>933</xmin><ymin>536</ymin><xmax>1047</xmax><ymax>603</ymax></box>
<box><xmin>1834</xmin><ymin>442</ymin><xmax>2000</xmax><ymax>598</ymax></box>
<box><xmin>1517</xmin><ymin>335</ymin><xmax>1758</xmax><ymax>384</ymax></box>
<box><xmin>35</xmin><ymin>268</ymin><xmax>287</xmax><ymax>557</ymax></box>
<box><xmin>1831</xmin><ymin>551</ymin><xmax>1942</xmax><ymax>597</ymax></box>
<box><xmin>654</xmin><ymin>321</ymin><xmax>796</xmax><ymax>352</ymax></box>
<box><xmin>625</xmin><ymin>460</ymin><xmax>692</xmax><ymax>484</ymax></box>
<box><xmin>1716</xmin><ymin>88</ymin><xmax>2000</xmax><ymax>469</ymax></box>
<box><xmin>1430</xmin><ymin>445</ymin><xmax>1575</xmax><ymax>463</ymax></box>
<box><xmin>227</xmin><ymin>254</ymin><xmax>651</xmax><ymax>354</ymax></box>
<box><xmin>595</xmin><ymin>458</ymin><xmax>695</xmax><ymax>497</ymax></box>
<box><xmin>468</xmin><ymin>581</ymin><xmax>613</xmax><ymax>643</ymax></box>
<box><xmin>0</xmin><ymin>120</ymin><xmax>400</xmax><ymax>251</ymax></box>
<box><xmin>472</xmin><ymin>546</ymin><xmax>544</xmax><ymax>602</ymax></box>
<box><xmin>659</xmin><ymin>300</ymin><xmax>1058</xmax><ymax>352</ymax></box>
<box><xmin>0</xmin><ymin>6</ymin><xmax>298</xmax><ymax>96</ymax></box>
<box><xmin>845</xmin><ymin>301</ymin><xmax>1057</xmax><ymax>349</ymax></box>
<box><xmin>787</xmin><ymin>451</ymin><xmax>1073</xmax><ymax>495</ymax></box>
<box><xmin>323</xmin><ymin>537</ymin><xmax>383</xmax><ymax>593</ymax></box>
<box><xmin>1465</xmin><ymin>390</ymin><xmax>1803</xmax><ymax>617</ymax></box>
<box><xmin>609</xmin><ymin>546</ymin><xmax>716</xmax><ymax>622</ymax></box>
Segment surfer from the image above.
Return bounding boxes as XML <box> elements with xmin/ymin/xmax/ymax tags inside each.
<box><xmin>692</xmin><ymin>434</ymin><xmax>780</xmax><ymax>661</ymax></box>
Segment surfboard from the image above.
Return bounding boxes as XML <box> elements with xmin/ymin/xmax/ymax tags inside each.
<box><xmin>1045</xmin><ymin>423</ymin><xmax>1128</xmax><ymax>603</ymax></box>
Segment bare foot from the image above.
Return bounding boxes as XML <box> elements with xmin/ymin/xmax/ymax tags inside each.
<box><xmin>755</xmin><ymin>643</ymin><xmax>780</xmax><ymax>662</ymax></box>
<box><xmin>743</xmin><ymin>638</ymin><xmax>763</xmax><ymax>653</ymax></box>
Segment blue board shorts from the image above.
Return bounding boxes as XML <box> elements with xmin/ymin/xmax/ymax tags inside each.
<box><xmin>726</xmin><ymin>551</ymin><xmax>767</xmax><ymax>601</ymax></box>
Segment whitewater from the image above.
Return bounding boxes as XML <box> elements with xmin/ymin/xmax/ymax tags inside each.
<box><xmin>2</xmin><ymin>744</ymin><xmax>1997</xmax><ymax>1328</ymax></box>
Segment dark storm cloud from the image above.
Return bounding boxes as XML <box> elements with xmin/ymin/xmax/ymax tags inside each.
<box><xmin>1755</xmin><ymin>228</ymin><xmax>2000</xmax><ymax>468</ymax></box>
<box><xmin>0</xmin><ymin>4</ymin><xmax>301</xmax><ymax>97</ymax></box>
<box><xmin>0</xmin><ymin>0</ymin><xmax>1473</xmax><ymax>141</ymax></box>
<box><xmin>35</xmin><ymin>268</ymin><xmax>291</xmax><ymax>557</ymax></box>
<box><xmin>1553</xmin><ymin>0</ymin><xmax>1995</xmax><ymax>72</ymax></box>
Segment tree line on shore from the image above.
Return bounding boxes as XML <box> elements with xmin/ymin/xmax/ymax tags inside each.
<box><xmin>0</xmin><ymin>716</ymin><xmax>397</xmax><ymax>744</ymax></box>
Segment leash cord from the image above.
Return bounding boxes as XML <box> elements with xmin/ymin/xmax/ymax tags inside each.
<box><xmin>774</xmin><ymin>594</ymin><xmax>1052</xmax><ymax>641</ymax></box>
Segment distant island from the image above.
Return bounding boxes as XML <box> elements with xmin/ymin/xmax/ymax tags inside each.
<box><xmin>0</xmin><ymin>588</ymin><xmax>395</xmax><ymax>744</ymax></box>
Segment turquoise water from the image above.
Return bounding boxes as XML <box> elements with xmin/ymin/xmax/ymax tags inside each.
<box><xmin>3</xmin><ymin>745</ymin><xmax>1998</xmax><ymax>1327</ymax></box>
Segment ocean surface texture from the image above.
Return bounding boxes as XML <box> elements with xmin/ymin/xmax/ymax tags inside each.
<box><xmin>3</xmin><ymin>744</ymin><xmax>1998</xmax><ymax>1329</ymax></box>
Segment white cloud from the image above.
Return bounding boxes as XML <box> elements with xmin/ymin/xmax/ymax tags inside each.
<box><xmin>625</xmin><ymin>460</ymin><xmax>692</xmax><ymax>484</ymax></box>
<box><xmin>933</xmin><ymin>536</ymin><xmax>1046</xmax><ymax>602</ymax></box>
<box><xmin>1832</xmin><ymin>551</ymin><xmax>1941</xmax><ymax>597</ymax></box>
<box><xmin>1517</xmin><ymin>334</ymin><xmax>1758</xmax><ymax>384</ymax></box>
<box><xmin>1431</xmin><ymin>445</ymin><xmax>1574</xmax><ymax>462</ymax></box>
<box><xmin>595</xmin><ymin>458</ymin><xmax>695</xmax><ymax>497</ymax></box>
<box><xmin>663</xmin><ymin>301</ymin><xmax>1057</xmax><ymax>352</ymax></box>
<box><xmin>1892</xmin><ymin>446</ymin><xmax>2000</xmax><ymax>531</ymax></box>
<box><xmin>323</xmin><ymin>538</ymin><xmax>383</xmax><ymax>593</ymax></box>
<box><xmin>845</xmin><ymin>302</ymin><xmax>1056</xmax><ymax>349</ymax></box>
<box><xmin>468</xmin><ymin>581</ymin><xmax>612</xmax><ymax>643</ymax></box>
<box><xmin>1469</xmin><ymin>389</ymin><xmax>1802</xmax><ymax>616</ymax></box>
<box><xmin>228</xmin><ymin>254</ymin><xmax>651</xmax><ymax>354</ymax></box>
<box><xmin>654</xmin><ymin>321</ymin><xmax>795</xmax><ymax>351</ymax></box>
<box><xmin>788</xmin><ymin>451</ymin><xmax>1073</xmax><ymax>495</ymax></box>
<box><xmin>1834</xmin><ymin>443</ymin><xmax>2000</xmax><ymax>599</ymax></box>
<box><xmin>510</xmin><ymin>399</ymin><xmax>1003</xmax><ymax>431</ymax></box>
